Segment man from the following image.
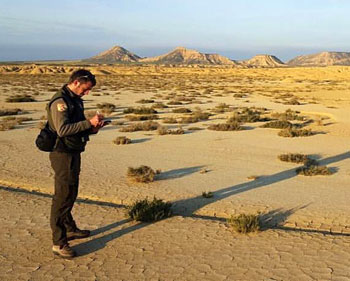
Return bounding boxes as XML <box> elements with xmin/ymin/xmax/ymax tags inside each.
<box><xmin>48</xmin><ymin>69</ymin><xmax>105</xmax><ymax>258</ymax></box>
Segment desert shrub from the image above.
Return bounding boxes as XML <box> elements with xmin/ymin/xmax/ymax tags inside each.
<box><xmin>283</xmin><ymin>98</ymin><xmax>301</xmax><ymax>105</ymax></box>
<box><xmin>96</xmin><ymin>102</ymin><xmax>116</xmax><ymax>115</ymax></box>
<box><xmin>179</xmin><ymin>110</ymin><xmax>210</xmax><ymax>124</ymax></box>
<box><xmin>172</xmin><ymin>108</ymin><xmax>192</xmax><ymax>113</ymax></box>
<box><xmin>208</xmin><ymin>122</ymin><xmax>242</xmax><ymax>131</ymax></box>
<box><xmin>113</xmin><ymin>136</ymin><xmax>131</xmax><ymax>145</ymax></box>
<box><xmin>119</xmin><ymin>121</ymin><xmax>159</xmax><ymax>132</ymax></box>
<box><xmin>0</xmin><ymin>108</ymin><xmax>23</xmax><ymax>116</ymax></box>
<box><xmin>296</xmin><ymin>165</ymin><xmax>334</xmax><ymax>176</ymax></box>
<box><xmin>228</xmin><ymin>108</ymin><xmax>267</xmax><ymax>123</ymax></box>
<box><xmin>136</xmin><ymin>99</ymin><xmax>154</xmax><ymax>104</ymax></box>
<box><xmin>158</xmin><ymin>126</ymin><xmax>185</xmax><ymax>135</ymax></box>
<box><xmin>111</xmin><ymin>120</ymin><xmax>124</xmax><ymax>126</ymax></box>
<box><xmin>151</xmin><ymin>102</ymin><xmax>168</xmax><ymax>109</ymax></box>
<box><xmin>213</xmin><ymin>103</ymin><xmax>231</xmax><ymax>113</ymax></box>
<box><xmin>126</xmin><ymin>114</ymin><xmax>159</xmax><ymax>121</ymax></box>
<box><xmin>202</xmin><ymin>191</ymin><xmax>214</xmax><ymax>198</ymax></box>
<box><xmin>167</xmin><ymin>100</ymin><xmax>182</xmax><ymax>105</ymax></box>
<box><xmin>233</xmin><ymin>93</ymin><xmax>246</xmax><ymax>98</ymax></box>
<box><xmin>127</xmin><ymin>165</ymin><xmax>157</xmax><ymax>183</ymax></box>
<box><xmin>261</xmin><ymin>120</ymin><xmax>293</xmax><ymax>129</ymax></box>
<box><xmin>227</xmin><ymin>214</ymin><xmax>260</xmax><ymax>234</ymax></box>
<box><xmin>278</xmin><ymin>153</ymin><xmax>309</xmax><ymax>164</ymax></box>
<box><xmin>278</xmin><ymin>128</ymin><xmax>314</xmax><ymax>137</ymax></box>
<box><xmin>123</xmin><ymin>107</ymin><xmax>157</xmax><ymax>115</ymax></box>
<box><xmin>162</xmin><ymin>117</ymin><xmax>178</xmax><ymax>124</ymax></box>
<box><xmin>271</xmin><ymin>109</ymin><xmax>305</xmax><ymax>121</ymax></box>
<box><xmin>127</xmin><ymin>197</ymin><xmax>172</xmax><ymax>222</ymax></box>
<box><xmin>6</xmin><ymin>95</ymin><xmax>36</xmax><ymax>103</ymax></box>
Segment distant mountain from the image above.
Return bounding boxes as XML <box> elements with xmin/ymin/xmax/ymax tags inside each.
<box><xmin>84</xmin><ymin>46</ymin><xmax>140</xmax><ymax>63</ymax></box>
<box><xmin>288</xmin><ymin>52</ymin><xmax>350</xmax><ymax>66</ymax></box>
<box><xmin>240</xmin><ymin>55</ymin><xmax>285</xmax><ymax>67</ymax></box>
<box><xmin>139</xmin><ymin>47</ymin><xmax>238</xmax><ymax>65</ymax></box>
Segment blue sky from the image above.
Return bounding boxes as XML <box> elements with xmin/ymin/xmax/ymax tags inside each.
<box><xmin>0</xmin><ymin>0</ymin><xmax>349</xmax><ymax>61</ymax></box>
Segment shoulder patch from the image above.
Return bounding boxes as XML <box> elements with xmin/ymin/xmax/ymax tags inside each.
<box><xmin>57</xmin><ymin>103</ymin><xmax>67</xmax><ymax>112</ymax></box>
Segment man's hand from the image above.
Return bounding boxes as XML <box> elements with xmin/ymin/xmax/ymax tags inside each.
<box><xmin>89</xmin><ymin>112</ymin><xmax>104</xmax><ymax>127</ymax></box>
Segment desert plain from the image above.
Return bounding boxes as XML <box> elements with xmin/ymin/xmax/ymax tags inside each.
<box><xmin>1</xmin><ymin>64</ymin><xmax>350</xmax><ymax>280</ymax></box>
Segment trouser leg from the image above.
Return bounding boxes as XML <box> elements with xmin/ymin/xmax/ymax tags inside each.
<box><xmin>49</xmin><ymin>152</ymin><xmax>81</xmax><ymax>246</ymax></box>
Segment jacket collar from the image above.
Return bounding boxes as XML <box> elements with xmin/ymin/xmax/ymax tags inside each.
<box><xmin>62</xmin><ymin>84</ymin><xmax>81</xmax><ymax>99</ymax></box>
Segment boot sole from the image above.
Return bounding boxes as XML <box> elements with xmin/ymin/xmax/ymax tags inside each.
<box><xmin>52</xmin><ymin>250</ymin><xmax>76</xmax><ymax>259</ymax></box>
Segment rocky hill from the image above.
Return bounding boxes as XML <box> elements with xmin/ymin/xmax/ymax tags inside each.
<box><xmin>288</xmin><ymin>52</ymin><xmax>350</xmax><ymax>66</ymax></box>
<box><xmin>139</xmin><ymin>47</ymin><xmax>237</xmax><ymax>65</ymax></box>
<box><xmin>240</xmin><ymin>55</ymin><xmax>285</xmax><ymax>67</ymax></box>
<box><xmin>84</xmin><ymin>46</ymin><xmax>140</xmax><ymax>63</ymax></box>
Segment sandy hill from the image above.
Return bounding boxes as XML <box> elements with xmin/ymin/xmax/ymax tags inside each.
<box><xmin>139</xmin><ymin>47</ymin><xmax>237</xmax><ymax>65</ymax></box>
<box><xmin>240</xmin><ymin>55</ymin><xmax>285</xmax><ymax>67</ymax></box>
<box><xmin>288</xmin><ymin>52</ymin><xmax>350</xmax><ymax>66</ymax></box>
<box><xmin>84</xmin><ymin>46</ymin><xmax>140</xmax><ymax>64</ymax></box>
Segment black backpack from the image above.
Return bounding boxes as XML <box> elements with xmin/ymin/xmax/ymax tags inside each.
<box><xmin>35</xmin><ymin>93</ymin><xmax>73</xmax><ymax>152</ymax></box>
<box><xmin>35</xmin><ymin>122</ymin><xmax>58</xmax><ymax>152</ymax></box>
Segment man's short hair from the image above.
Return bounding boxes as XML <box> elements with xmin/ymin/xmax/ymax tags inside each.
<box><xmin>68</xmin><ymin>69</ymin><xmax>96</xmax><ymax>86</ymax></box>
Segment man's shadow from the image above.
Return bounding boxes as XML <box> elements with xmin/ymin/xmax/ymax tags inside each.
<box><xmin>74</xmin><ymin>151</ymin><xmax>350</xmax><ymax>256</ymax></box>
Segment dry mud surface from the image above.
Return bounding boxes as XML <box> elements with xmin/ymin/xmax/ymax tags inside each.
<box><xmin>1</xmin><ymin>65</ymin><xmax>350</xmax><ymax>280</ymax></box>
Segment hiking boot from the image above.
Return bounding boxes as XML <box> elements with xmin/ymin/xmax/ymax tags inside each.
<box><xmin>52</xmin><ymin>243</ymin><xmax>76</xmax><ymax>258</ymax></box>
<box><xmin>67</xmin><ymin>228</ymin><xmax>91</xmax><ymax>241</ymax></box>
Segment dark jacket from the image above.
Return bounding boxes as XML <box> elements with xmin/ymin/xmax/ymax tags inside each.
<box><xmin>47</xmin><ymin>85</ymin><xmax>92</xmax><ymax>153</ymax></box>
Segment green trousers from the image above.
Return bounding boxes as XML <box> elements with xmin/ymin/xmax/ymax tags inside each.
<box><xmin>49</xmin><ymin>151</ymin><xmax>81</xmax><ymax>246</ymax></box>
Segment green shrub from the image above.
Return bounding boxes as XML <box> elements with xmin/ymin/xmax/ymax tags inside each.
<box><xmin>127</xmin><ymin>197</ymin><xmax>172</xmax><ymax>222</ymax></box>
<box><xmin>227</xmin><ymin>214</ymin><xmax>260</xmax><ymax>234</ymax></box>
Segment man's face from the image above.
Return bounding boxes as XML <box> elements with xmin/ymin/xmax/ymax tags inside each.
<box><xmin>72</xmin><ymin>81</ymin><xmax>93</xmax><ymax>97</ymax></box>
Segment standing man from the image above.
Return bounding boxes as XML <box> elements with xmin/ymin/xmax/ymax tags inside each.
<box><xmin>48</xmin><ymin>69</ymin><xmax>105</xmax><ymax>258</ymax></box>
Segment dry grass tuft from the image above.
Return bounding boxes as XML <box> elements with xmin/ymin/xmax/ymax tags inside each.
<box><xmin>278</xmin><ymin>128</ymin><xmax>314</xmax><ymax>137</ymax></box>
<box><xmin>6</xmin><ymin>95</ymin><xmax>36</xmax><ymax>103</ymax></box>
<box><xmin>113</xmin><ymin>136</ymin><xmax>131</xmax><ymax>145</ymax></box>
<box><xmin>296</xmin><ymin>165</ymin><xmax>334</xmax><ymax>176</ymax></box>
<box><xmin>127</xmin><ymin>165</ymin><xmax>157</xmax><ymax>183</ymax></box>
<box><xmin>119</xmin><ymin>121</ymin><xmax>159</xmax><ymax>132</ymax></box>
